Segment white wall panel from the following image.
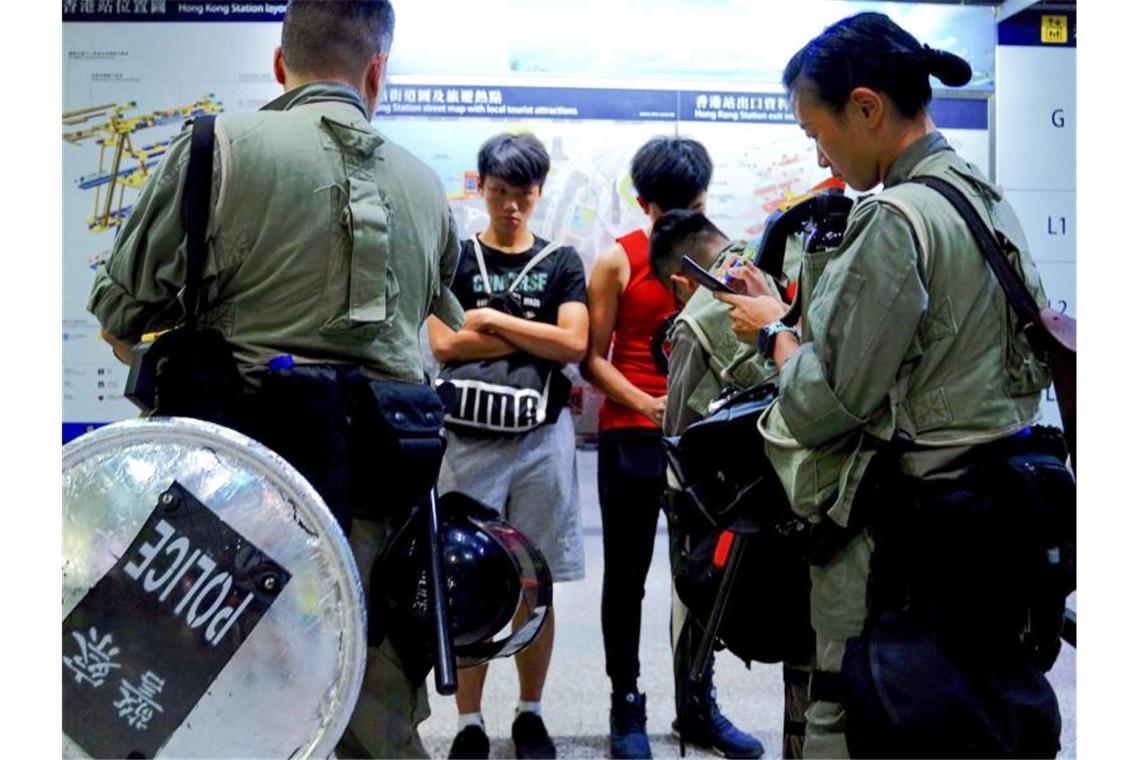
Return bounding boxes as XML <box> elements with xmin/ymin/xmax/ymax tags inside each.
<box><xmin>1002</xmin><ymin>189</ymin><xmax>1077</xmax><ymax>264</ymax></box>
<box><xmin>996</xmin><ymin>46</ymin><xmax>1076</xmax><ymax>190</ymax></box>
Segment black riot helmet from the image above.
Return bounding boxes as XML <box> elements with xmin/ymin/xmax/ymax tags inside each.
<box><xmin>375</xmin><ymin>491</ymin><xmax>553</xmax><ymax>676</ymax></box>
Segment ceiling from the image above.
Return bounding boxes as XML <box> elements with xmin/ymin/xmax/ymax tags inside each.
<box><xmin>890</xmin><ymin>0</ymin><xmax>1075</xmax><ymax>6</ymax></box>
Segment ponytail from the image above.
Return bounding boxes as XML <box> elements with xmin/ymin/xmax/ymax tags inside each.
<box><xmin>917</xmin><ymin>44</ymin><xmax>973</xmax><ymax>88</ymax></box>
<box><xmin>783</xmin><ymin>12</ymin><xmax>973</xmax><ymax>118</ymax></box>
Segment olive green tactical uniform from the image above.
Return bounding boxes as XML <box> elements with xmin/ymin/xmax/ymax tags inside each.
<box><xmin>88</xmin><ymin>82</ymin><xmax>465</xmax><ymax>759</ymax></box>
<box><xmin>757</xmin><ymin>132</ymin><xmax>1050</xmax><ymax>758</ymax></box>
<box><xmin>89</xmin><ymin>82</ymin><xmax>464</xmax><ymax>383</ymax></box>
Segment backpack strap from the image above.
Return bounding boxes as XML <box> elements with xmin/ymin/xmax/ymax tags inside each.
<box><xmin>507</xmin><ymin>240</ymin><xmax>562</xmax><ymax>293</ymax></box>
<box><xmin>469</xmin><ymin>236</ymin><xmax>494</xmax><ymax>297</ymax></box>
<box><xmin>469</xmin><ymin>237</ymin><xmax>563</xmax><ymax>296</ymax></box>
<box><xmin>908</xmin><ymin>175</ymin><xmax>1044</xmax><ymax>346</ymax></box>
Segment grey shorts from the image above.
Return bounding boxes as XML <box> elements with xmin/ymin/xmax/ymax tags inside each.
<box><xmin>438</xmin><ymin>409</ymin><xmax>586</xmax><ymax>582</ymax></box>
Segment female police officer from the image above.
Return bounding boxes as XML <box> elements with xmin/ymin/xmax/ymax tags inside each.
<box><xmin>716</xmin><ymin>12</ymin><xmax>1061</xmax><ymax>759</ymax></box>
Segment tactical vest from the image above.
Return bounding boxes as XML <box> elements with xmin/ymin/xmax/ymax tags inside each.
<box><xmin>672</xmin><ymin>240</ymin><xmax>785</xmax><ymax>417</ymax></box>
<box><xmin>198</xmin><ymin>84</ymin><xmax>458</xmax><ymax>382</ymax></box>
<box><xmin>760</xmin><ymin>147</ymin><xmax>1051</xmax><ymax>526</ymax></box>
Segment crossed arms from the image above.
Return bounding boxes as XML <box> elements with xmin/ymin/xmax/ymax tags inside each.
<box><xmin>427</xmin><ymin>303</ymin><xmax>589</xmax><ymax>365</ymax></box>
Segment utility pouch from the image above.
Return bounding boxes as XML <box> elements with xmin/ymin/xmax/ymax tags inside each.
<box><xmin>843</xmin><ymin>430</ymin><xmax>1071</xmax><ymax>755</ymax></box>
<box><xmin>674</xmin><ymin>381</ymin><xmax>783</xmax><ymax>527</ymax></box>
<box><xmin>984</xmin><ymin>427</ymin><xmax>1075</xmax><ymax>671</ymax></box>
<box><xmin>254</xmin><ymin>365</ymin><xmax>353</xmax><ymax>533</ymax></box>
<box><xmin>667</xmin><ymin>380</ymin><xmax>815</xmax><ymax>667</ymax></box>
<box><xmin>253</xmin><ymin>365</ymin><xmax>447</xmax><ymax>531</ymax></box>
<box><xmin>879</xmin><ymin>479</ymin><xmax>1021</xmax><ymax>654</ymax></box>
<box><xmin>344</xmin><ymin>371</ymin><xmax>447</xmax><ymax>518</ymax></box>
<box><xmin>136</xmin><ymin>327</ymin><xmax>244</xmax><ymax>428</ymax></box>
<box><xmin>870</xmin><ymin>426</ymin><xmax>1075</xmax><ymax>666</ymax></box>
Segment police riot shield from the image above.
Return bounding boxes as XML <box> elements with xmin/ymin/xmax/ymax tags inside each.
<box><xmin>62</xmin><ymin>418</ymin><xmax>366</xmax><ymax>759</ymax></box>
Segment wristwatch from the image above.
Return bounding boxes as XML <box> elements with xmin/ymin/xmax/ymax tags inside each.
<box><xmin>756</xmin><ymin>320</ymin><xmax>797</xmax><ymax>359</ymax></box>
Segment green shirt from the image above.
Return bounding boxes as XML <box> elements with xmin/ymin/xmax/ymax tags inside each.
<box><xmin>760</xmin><ymin>132</ymin><xmax>1050</xmax><ymax>525</ymax></box>
<box><xmin>89</xmin><ymin>82</ymin><xmax>464</xmax><ymax>383</ymax></box>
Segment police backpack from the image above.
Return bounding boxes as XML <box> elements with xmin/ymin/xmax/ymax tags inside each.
<box><xmin>665</xmin><ymin>381</ymin><xmax>814</xmax><ymax>666</ymax></box>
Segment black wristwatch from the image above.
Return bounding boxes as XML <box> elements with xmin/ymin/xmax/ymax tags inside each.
<box><xmin>756</xmin><ymin>320</ymin><xmax>797</xmax><ymax>359</ymax></box>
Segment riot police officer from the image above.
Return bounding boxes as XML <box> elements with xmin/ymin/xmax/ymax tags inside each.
<box><xmin>88</xmin><ymin>2</ymin><xmax>463</xmax><ymax>756</ymax></box>
<box><xmin>715</xmin><ymin>12</ymin><xmax>1066</xmax><ymax>759</ymax></box>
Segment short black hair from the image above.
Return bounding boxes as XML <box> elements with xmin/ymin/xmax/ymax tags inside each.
<box><xmin>281</xmin><ymin>0</ymin><xmax>394</xmax><ymax>80</ymax></box>
<box><xmin>649</xmin><ymin>209</ymin><xmax>728</xmax><ymax>287</ymax></box>
<box><xmin>783</xmin><ymin>12</ymin><xmax>971</xmax><ymax>118</ymax></box>
<box><xmin>630</xmin><ymin>137</ymin><xmax>713</xmax><ymax>212</ymax></box>
<box><xmin>477</xmin><ymin>132</ymin><xmax>551</xmax><ymax>189</ymax></box>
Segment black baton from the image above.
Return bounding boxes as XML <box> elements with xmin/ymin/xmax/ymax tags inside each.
<box><xmin>424</xmin><ymin>486</ymin><xmax>458</xmax><ymax>694</ymax></box>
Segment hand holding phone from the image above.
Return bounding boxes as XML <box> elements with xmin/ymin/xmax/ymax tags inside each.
<box><xmin>724</xmin><ymin>262</ymin><xmax>780</xmax><ymax>300</ymax></box>
<box><xmin>682</xmin><ymin>255</ymin><xmax>733</xmax><ymax>293</ymax></box>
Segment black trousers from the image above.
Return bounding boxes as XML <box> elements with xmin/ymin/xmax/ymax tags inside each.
<box><xmin>598</xmin><ymin>428</ymin><xmax>691</xmax><ymax>692</ymax></box>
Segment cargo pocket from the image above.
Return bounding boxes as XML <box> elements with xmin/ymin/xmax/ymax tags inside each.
<box><xmin>759</xmin><ymin>402</ymin><xmax>845</xmax><ymax>519</ymax></box>
<box><xmin>1003</xmin><ymin>328</ymin><xmax>1052</xmax><ymax>398</ymax></box>
<box><xmin>904</xmin><ymin>386</ymin><xmax>954</xmax><ymax>433</ymax></box>
<box><xmin>318</xmin><ymin>116</ymin><xmax>398</xmax><ymax>340</ymax></box>
<box><xmin>917</xmin><ymin>296</ymin><xmax>958</xmax><ymax>348</ymax></box>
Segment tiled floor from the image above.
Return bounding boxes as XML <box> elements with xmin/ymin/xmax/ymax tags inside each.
<box><xmin>418</xmin><ymin>448</ymin><xmax>1077</xmax><ymax>758</ymax></box>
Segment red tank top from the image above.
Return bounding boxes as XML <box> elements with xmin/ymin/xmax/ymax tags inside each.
<box><xmin>598</xmin><ymin>229</ymin><xmax>678</xmax><ymax>431</ymax></box>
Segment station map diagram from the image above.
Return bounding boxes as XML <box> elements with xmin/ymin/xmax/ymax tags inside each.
<box><xmin>62</xmin><ymin>10</ymin><xmax>994</xmax><ymax>437</ymax></box>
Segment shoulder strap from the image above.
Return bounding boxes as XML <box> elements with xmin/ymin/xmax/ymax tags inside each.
<box><xmin>469</xmin><ymin>236</ymin><xmax>494</xmax><ymax>296</ymax></box>
<box><xmin>182</xmin><ymin>114</ymin><xmax>217</xmax><ymax>327</ymax></box>
<box><xmin>506</xmin><ymin>240</ymin><xmax>562</xmax><ymax>293</ymax></box>
<box><xmin>908</xmin><ymin>175</ymin><xmax>1044</xmax><ymax>346</ymax></box>
<box><xmin>469</xmin><ymin>237</ymin><xmax>562</xmax><ymax>296</ymax></box>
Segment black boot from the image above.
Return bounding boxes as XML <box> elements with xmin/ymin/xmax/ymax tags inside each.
<box><xmin>674</xmin><ymin>665</ymin><xmax>764</xmax><ymax>759</ymax></box>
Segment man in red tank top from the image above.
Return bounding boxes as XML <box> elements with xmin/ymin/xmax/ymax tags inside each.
<box><xmin>582</xmin><ymin>138</ymin><xmax>763</xmax><ymax>759</ymax></box>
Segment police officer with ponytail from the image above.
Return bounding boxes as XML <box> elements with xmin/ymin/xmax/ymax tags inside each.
<box><xmin>716</xmin><ymin>12</ymin><xmax>1072</xmax><ymax>759</ymax></box>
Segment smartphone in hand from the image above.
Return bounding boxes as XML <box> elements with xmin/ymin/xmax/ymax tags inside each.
<box><xmin>682</xmin><ymin>255</ymin><xmax>734</xmax><ymax>293</ymax></box>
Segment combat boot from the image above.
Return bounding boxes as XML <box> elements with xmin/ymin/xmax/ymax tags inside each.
<box><xmin>674</xmin><ymin>680</ymin><xmax>763</xmax><ymax>759</ymax></box>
